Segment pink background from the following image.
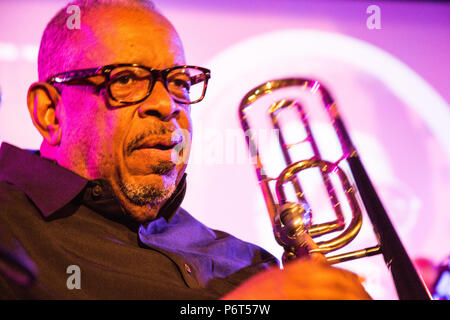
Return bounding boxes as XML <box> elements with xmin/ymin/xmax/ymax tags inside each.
<box><xmin>0</xmin><ymin>0</ymin><xmax>449</xmax><ymax>299</ymax></box>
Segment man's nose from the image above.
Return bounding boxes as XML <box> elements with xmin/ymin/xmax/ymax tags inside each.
<box><xmin>137</xmin><ymin>82</ymin><xmax>180</xmax><ymax>121</ymax></box>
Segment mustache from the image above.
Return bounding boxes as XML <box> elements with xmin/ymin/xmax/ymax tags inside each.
<box><xmin>126</xmin><ymin>124</ymin><xmax>179</xmax><ymax>156</ymax></box>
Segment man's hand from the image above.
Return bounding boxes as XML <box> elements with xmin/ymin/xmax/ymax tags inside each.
<box><xmin>222</xmin><ymin>257</ymin><xmax>372</xmax><ymax>300</ymax></box>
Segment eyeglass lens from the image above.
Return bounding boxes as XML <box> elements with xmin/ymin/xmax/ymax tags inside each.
<box><xmin>108</xmin><ymin>66</ymin><xmax>206</xmax><ymax>104</ymax></box>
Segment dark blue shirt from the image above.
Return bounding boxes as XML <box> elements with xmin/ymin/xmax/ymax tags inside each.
<box><xmin>0</xmin><ymin>142</ymin><xmax>278</xmax><ymax>299</ymax></box>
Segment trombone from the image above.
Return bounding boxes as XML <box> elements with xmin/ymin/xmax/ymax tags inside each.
<box><xmin>238</xmin><ymin>78</ymin><xmax>431</xmax><ymax>300</ymax></box>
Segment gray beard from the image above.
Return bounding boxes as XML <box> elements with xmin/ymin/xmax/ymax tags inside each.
<box><xmin>118</xmin><ymin>161</ymin><xmax>176</xmax><ymax>207</ymax></box>
<box><xmin>118</xmin><ymin>181</ymin><xmax>172</xmax><ymax>207</ymax></box>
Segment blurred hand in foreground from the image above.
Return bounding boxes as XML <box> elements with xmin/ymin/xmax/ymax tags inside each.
<box><xmin>222</xmin><ymin>257</ymin><xmax>372</xmax><ymax>300</ymax></box>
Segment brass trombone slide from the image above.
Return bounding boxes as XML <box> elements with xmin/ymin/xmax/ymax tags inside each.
<box><xmin>239</xmin><ymin>78</ymin><xmax>431</xmax><ymax>300</ymax></box>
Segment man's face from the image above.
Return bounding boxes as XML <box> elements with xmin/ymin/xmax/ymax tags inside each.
<box><xmin>56</xmin><ymin>8</ymin><xmax>191</xmax><ymax>221</ymax></box>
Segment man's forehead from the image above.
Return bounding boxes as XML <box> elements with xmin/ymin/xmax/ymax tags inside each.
<box><xmin>69</xmin><ymin>6</ymin><xmax>185</xmax><ymax>69</ymax></box>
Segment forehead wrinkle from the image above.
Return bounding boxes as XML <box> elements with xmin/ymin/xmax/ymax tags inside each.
<box><xmin>69</xmin><ymin>25</ymin><xmax>113</xmax><ymax>69</ymax></box>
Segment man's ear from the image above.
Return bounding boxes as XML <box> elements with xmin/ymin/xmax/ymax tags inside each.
<box><xmin>27</xmin><ymin>82</ymin><xmax>62</xmax><ymax>146</ymax></box>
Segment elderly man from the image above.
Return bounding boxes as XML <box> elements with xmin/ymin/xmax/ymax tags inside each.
<box><xmin>0</xmin><ymin>0</ymin><xmax>370</xmax><ymax>299</ymax></box>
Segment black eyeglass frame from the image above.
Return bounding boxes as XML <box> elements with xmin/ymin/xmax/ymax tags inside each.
<box><xmin>46</xmin><ymin>63</ymin><xmax>211</xmax><ymax>105</ymax></box>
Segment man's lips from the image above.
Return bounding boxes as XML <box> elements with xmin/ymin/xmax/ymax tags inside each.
<box><xmin>136</xmin><ymin>140</ymin><xmax>177</xmax><ymax>150</ymax></box>
<box><xmin>127</xmin><ymin>134</ymin><xmax>183</xmax><ymax>156</ymax></box>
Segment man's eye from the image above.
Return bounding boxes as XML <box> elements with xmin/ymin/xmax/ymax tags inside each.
<box><xmin>115</xmin><ymin>75</ymin><xmax>133</xmax><ymax>85</ymax></box>
<box><xmin>172</xmin><ymin>79</ymin><xmax>191</xmax><ymax>90</ymax></box>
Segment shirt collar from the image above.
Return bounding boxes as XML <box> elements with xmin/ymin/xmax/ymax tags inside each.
<box><xmin>0</xmin><ymin>142</ymin><xmax>187</xmax><ymax>223</ymax></box>
<box><xmin>82</xmin><ymin>173</ymin><xmax>187</xmax><ymax>231</ymax></box>
<box><xmin>0</xmin><ymin>142</ymin><xmax>88</xmax><ymax>217</ymax></box>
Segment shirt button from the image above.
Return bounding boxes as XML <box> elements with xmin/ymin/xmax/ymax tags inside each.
<box><xmin>184</xmin><ymin>263</ymin><xmax>191</xmax><ymax>275</ymax></box>
<box><xmin>92</xmin><ymin>185</ymin><xmax>103</xmax><ymax>197</ymax></box>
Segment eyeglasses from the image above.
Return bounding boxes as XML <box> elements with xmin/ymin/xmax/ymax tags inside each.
<box><xmin>46</xmin><ymin>64</ymin><xmax>211</xmax><ymax>105</ymax></box>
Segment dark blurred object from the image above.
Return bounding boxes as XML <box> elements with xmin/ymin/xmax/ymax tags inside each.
<box><xmin>0</xmin><ymin>224</ymin><xmax>38</xmax><ymax>287</ymax></box>
<box><xmin>432</xmin><ymin>256</ymin><xmax>450</xmax><ymax>300</ymax></box>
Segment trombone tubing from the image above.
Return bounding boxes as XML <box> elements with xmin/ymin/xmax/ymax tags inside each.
<box><xmin>238</xmin><ymin>78</ymin><xmax>431</xmax><ymax>300</ymax></box>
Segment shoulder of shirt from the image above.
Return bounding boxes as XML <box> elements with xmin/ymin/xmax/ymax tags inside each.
<box><xmin>0</xmin><ymin>180</ymin><xmax>43</xmax><ymax>237</ymax></box>
<box><xmin>0</xmin><ymin>181</ymin><xmax>39</xmax><ymax>288</ymax></box>
<box><xmin>176</xmin><ymin>207</ymin><xmax>280</xmax><ymax>266</ymax></box>
<box><xmin>0</xmin><ymin>180</ymin><xmax>34</xmax><ymax>216</ymax></box>
<box><xmin>0</xmin><ymin>180</ymin><xmax>40</xmax><ymax>239</ymax></box>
